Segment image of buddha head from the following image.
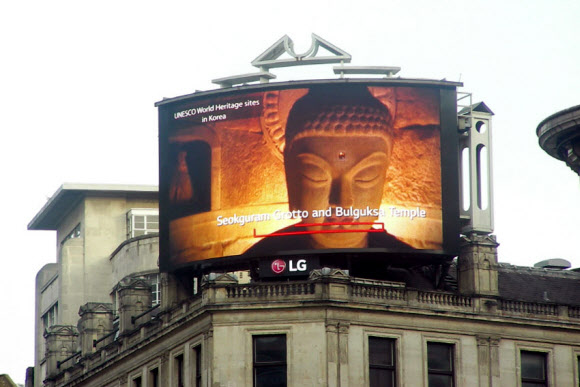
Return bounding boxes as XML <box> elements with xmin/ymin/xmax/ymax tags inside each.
<box><xmin>284</xmin><ymin>85</ymin><xmax>394</xmax><ymax>249</ymax></box>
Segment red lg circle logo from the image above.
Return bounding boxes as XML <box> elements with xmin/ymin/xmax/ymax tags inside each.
<box><xmin>271</xmin><ymin>259</ymin><xmax>286</xmax><ymax>274</ymax></box>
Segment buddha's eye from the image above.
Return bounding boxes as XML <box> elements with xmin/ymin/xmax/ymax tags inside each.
<box><xmin>300</xmin><ymin>164</ymin><xmax>330</xmax><ymax>184</ymax></box>
<box><xmin>294</xmin><ymin>154</ymin><xmax>331</xmax><ymax>186</ymax></box>
<box><xmin>354</xmin><ymin>165</ymin><xmax>382</xmax><ymax>187</ymax></box>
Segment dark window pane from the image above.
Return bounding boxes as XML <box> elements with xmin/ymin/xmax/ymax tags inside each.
<box><xmin>428</xmin><ymin>374</ymin><xmax>454</xmax><ymax>387</ymax></box>
<box><xmin>149</xmin><ymin>368</ymin><xmax>158</xmax><ymax>387</ymax></box>
<box><xmin>370</xmin><ymin>369</ymin><xmax>395</xmax><ymax>387</ymax></box>
<box><xmin>369</xmin><ymin>337</ymin><xmax>394</xmax><ymax>366</ymax></box>
<box><xmin>194</xmin><ymin>345</ymin><xmax>202</xmax><ymax>387</ymax></box>
<box><xmin>428</xmin><ymin>343</ymin><xmax>454</xmax><ymax>387</ymax></box>
<box><xmin>521</xmin><ymin>352</ymin><xmax>546</xmax><ymax>380</ymax></box>
<box><xmin>428</xmin><ymin>343</ymin><xmax>453</xmax><ymax>372</ymax></box>
<box><xmin>255</xmin><ymin>366</ymin><xmax>287</xmax><ymax>387</ymax></box>
<box><xmin>254</xmin><ymin>335</ymin><xmax>286</xmax><ymax>387</ymax></box>
<box><xmin>254</xmin><ymin>335</ymin><xmax>286</xmax><ymax>363</ymax></box>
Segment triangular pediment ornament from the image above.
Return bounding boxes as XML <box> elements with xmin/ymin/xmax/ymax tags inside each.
<box><xmin>202</xmin><ymin>272</ymin><xmax>238</xmax><ymax>285</ymax></box>
<box><xmin>118</xmin><ymin>276</ymin><xmax>151</xmax><ymax>290</ymax></box>
<box><xmin>44</xmin><ymin>325</ymin><xmax>79</xmax><ymax>337</ymax></box>
<box><xmin>78</xmin><ymin>302</ymin><xmax>113</xmax><ymax>316</ymax></box>
<box><xmin>309</xmin><ymin>267</ymin><xmax>350</xmax><ymax>280</ymax></box>
<box><xmin>251</xmin><ymin>33</ymin><xmax>352</xmax><ymax>69</ymax></box>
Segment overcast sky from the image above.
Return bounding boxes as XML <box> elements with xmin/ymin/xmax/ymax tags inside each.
<box><xmin>2</xmin><ymin>0</ymin><xmax>579</xmax><ymax>383</ymax></box>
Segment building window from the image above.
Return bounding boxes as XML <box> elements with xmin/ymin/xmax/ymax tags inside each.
<box><xmin>127</xmin><ymin>209</ymin><xmax>159</xmax><ymax>238</ymax></box>
<box><xmin>253</xmin><ymin>335</ymin><xmax>287</xmax><ymax>387</ymax></box>
<box><xmin>369</xmin><ymin>337</ymin><xmax>396</xmax><ymax>387</ymax></box>
<box><xmin>427</xmin><ymin>342</ymin><xmax>454</xmax><ymax>387</ymax></box>
<box><xmin>42</xmin><ymin>303</ymin><xmax>58</xmax><ymax>331</ymax></box>
<box><xmin>521</xmin><ymin>351</ymin><xmax>548</xmax><ymax>387</ymax></box>
<box><xmin>61</xmin><ymin>223</ymin><xmax>81</xmax><ymax>245</ymax></box>
<box><xmin>132</xmin><ymin>376</ymin><xmax>142</xmax><ymax>387</ymax></box>
<box><xmin>148</xmin><ymin>367</ymin><xmax>159</xmax><ymax>387</ymax></box>
<box><xmin>174</xmin><ymin>353</ymin><xmax>184</xmax><ymax>387</ymax></box>
<box><xmin>193</xmin><ymin>345</ymin><xmax>202</xmax><ymax>387</ymax></box>
<box><xmin>147</xmin><ymin>274</ymin><xmax>161</xmax><ymax>306</ymax></box>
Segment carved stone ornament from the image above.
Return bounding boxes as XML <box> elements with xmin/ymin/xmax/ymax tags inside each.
<box><xmin>461</xmin><ymin>233</ymin><xmax>499</xmax><ymax>247</ymax></box>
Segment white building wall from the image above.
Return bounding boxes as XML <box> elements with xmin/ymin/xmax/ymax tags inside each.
<box><xmin>59</xmin><ymin>238</ymin><xmax>84</xmax><ymax>325</ymax></box>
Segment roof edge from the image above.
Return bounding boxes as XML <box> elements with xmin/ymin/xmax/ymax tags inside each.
<box><xmin>28</xmin><ymin>183</ymin><xmax>158</xmax><ymax>231</ymax></box>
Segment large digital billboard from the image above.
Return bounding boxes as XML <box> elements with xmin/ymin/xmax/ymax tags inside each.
<box><xmin>157</xmin><ymin>80</ymin><xmax>460</xmax><ymax>272</ymax></box>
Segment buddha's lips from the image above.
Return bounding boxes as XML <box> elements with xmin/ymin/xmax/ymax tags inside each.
<box><xmin>320</xmin><ymin>217</ymin><xmax>356</xmax><ymax>228</ymax></box>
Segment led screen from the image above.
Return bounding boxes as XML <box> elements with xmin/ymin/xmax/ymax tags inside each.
<box><xmin>158</xmin><ymin>80</ymin><xmax>459</xmax><ymax>272</ymax></box>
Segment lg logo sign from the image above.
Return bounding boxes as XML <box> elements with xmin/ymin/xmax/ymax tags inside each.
<box><xmin>260</xmin><ymin>256</ymin><xmax>318</xmax><ymax>278</ymax></box>
<box><xmin>271</xmin><ymin>259</ymin><xmax>307</xmax><ymax>274</ymax></box>
<box><xmin>271</xmin><ymin>259</ymin><xmax>286</xmax><ymax>274</ymax></box>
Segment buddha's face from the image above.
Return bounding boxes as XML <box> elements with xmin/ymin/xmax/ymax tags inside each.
<box><xmin>285</xmin><ymin>135</ymin><xmax>392</xmax><ymax>249</ymax></box>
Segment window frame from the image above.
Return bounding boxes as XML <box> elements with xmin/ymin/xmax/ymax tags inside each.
<box><xmin>42</xmin><ymin>302</ymin><xmax>59</xmax><ymax>331</ymax></box>
<box><xmin>127</xmin><ymin>208</ymin><xmax>159</xmax><ymax>239</ymax></box>
<box><xmin>426</xmin><ymin>341</ymin><xmax>455</xmax><ymax>387</ymax></box>
<box><xmin>60</xmin><ymin>223</ymin><xmax>81</xmax><ymax>245</ymax></box>
<box><xmin>129</xmin><ymin>368</ymin><xmax>145</xmax><ymax>387</ymax></box>
<box><xmin>368</xmin><ymin>336</ymin><xmax>397</xmax><ymax>387</ymax></box>
<box><xmin>192</xmin><ymin>344</ymin><xmax>202</xmax><ymax>387</ymax></box>
<box><xmin>147</xmin><ymin>273</ymin><xmax>161</xmax><ymax>307</ymax></box>
<box><xmin>520</xmin><ymin>350</ymin><xmax>548</xmax><ymax>387</ymax></box>
<box><xmin>252</xmin><ymin>334</ymin><xmax>287</xmax><ymax>387</ymax></box>
<box><xmin>172</xmin><ymin>351</ymin><xmax>185</xmax><ymax>387</ymax></box>
<box><xmin>147</xmin><ymin>363</ymin><xmax>160</xmax><ymax>387</ymax></box>
<box><xmin>516</xmin><ymin>344</ymin><xmax>554</xmax><ymax>387</ymax></box>
<box><xmin>131</xmin><ymin>375</ymin><xmax>143</xmax><ymax>387</ymax></box>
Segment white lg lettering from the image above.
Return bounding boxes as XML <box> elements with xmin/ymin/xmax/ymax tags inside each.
<box><xmin>289</xmin><ymin>259</ymin><xmax>307</xmax><ymax>272</ymax></box>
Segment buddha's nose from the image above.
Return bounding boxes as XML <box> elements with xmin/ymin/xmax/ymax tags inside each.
<box><xmin>329</xmin><ymin>177</ymin><xmax>354</xmax><ymax>208</ymax></box>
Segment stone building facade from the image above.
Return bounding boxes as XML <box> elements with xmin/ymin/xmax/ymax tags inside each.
<box><xmin>30</xmin><ymin>211</ymin><xmax>580</xmax><ymax>386</ymax></box>
<box><xmin>27</xmin><ymin>104</ymin><xmax>580</xmax><ymax>386</ymax></box>
<box><xmin>29</xmin><ymin>184</ymin><xmax>159</xmax><ymax>387</ymax></box>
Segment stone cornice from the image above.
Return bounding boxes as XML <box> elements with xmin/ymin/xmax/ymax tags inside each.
<box><xmin>537</xmin><ymin>104</ymin><xmax>580</xmax><ymax>175</ymax></box>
